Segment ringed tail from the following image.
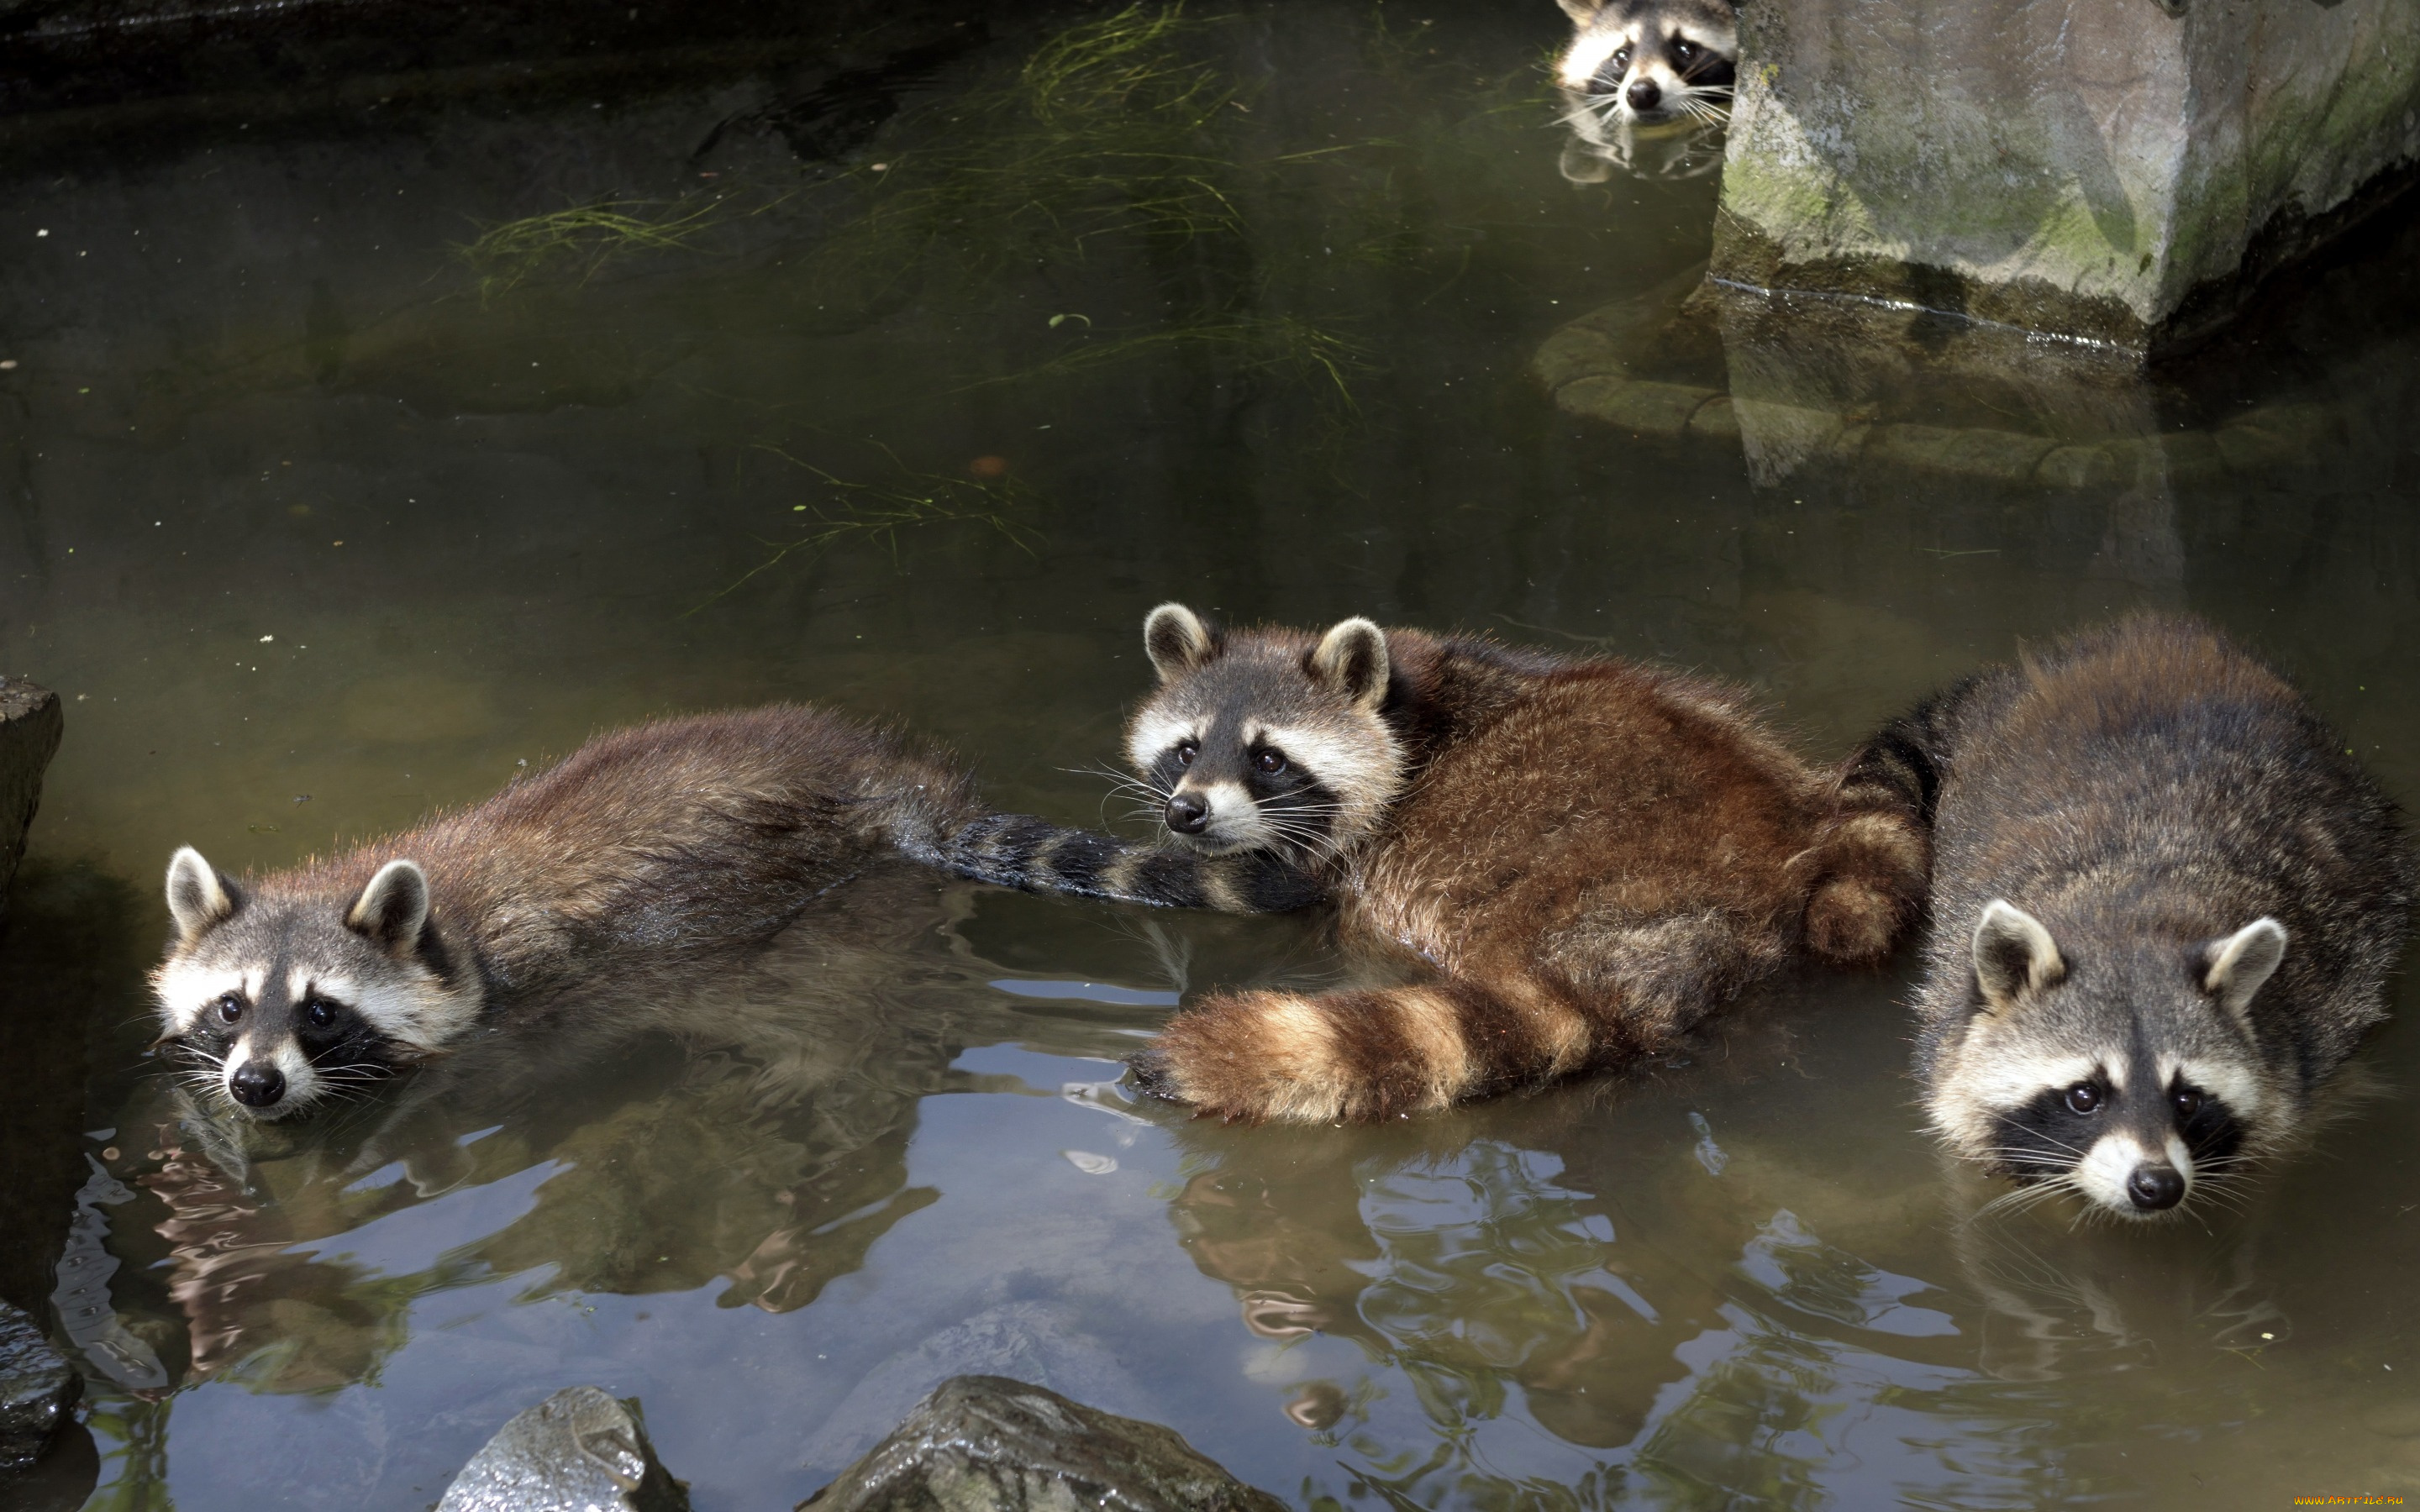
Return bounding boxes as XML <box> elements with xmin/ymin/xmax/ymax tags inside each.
<box><xmin>934</xmin><ymin>812</ymin><xmax>1325</xmax><ymax>914</ymax></box>
<box><xmin>1793</xmin><ymin>689</ymin><xmax>1964</xmax><ymax>964</ymax></box>
<box><xmin>1129</xmin><ymin>973</ymin><xmax>1600</xmax><ymax>1123</ymax></box>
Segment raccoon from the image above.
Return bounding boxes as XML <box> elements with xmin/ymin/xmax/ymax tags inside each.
<box><xmin>1870</xmin><ymin>616</ymin><xmax>2414</xmax><ymax>1220</ymax></box>
<box><xmin>1118</xmin><ymin>604</ymin><xmax>1928</xmax><ymax>1122</ymax></box>
<box><xmin>1555</xmin><ymin>0</ymin><xmax>1739</xmax><ymax>130</ymax></box>
<box><xmin>151</xmin><ymin>704</ymin><xmax>1318</xmax><ymax>1119</ymax></box>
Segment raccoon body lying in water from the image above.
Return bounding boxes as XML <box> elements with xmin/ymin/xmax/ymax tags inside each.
<box><xmin>1121</xmin><ymin>603</ymin><xmax>1928</xmax><ymax>1122</ymax></box>
<box><xmin>1873</xmin><ymin>616</ymin><xmax>2414</xmax><ymax>1219</ymax></box>
<box><xmin>152</xmin><ymin>704</ymin><xmax>1317</xmax><ymax>1119</ymax></box>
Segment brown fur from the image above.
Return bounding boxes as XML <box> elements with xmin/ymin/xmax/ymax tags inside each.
<box><xmin>1128</xmin><ymin>617</ymin><xmax>1928</xmax><ymax>1122</ymax></box>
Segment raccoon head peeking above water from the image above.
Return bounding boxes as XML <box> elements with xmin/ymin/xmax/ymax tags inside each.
<box><xmin>1128</xmin><ymin>603</ymin><xmax>1402</xmax><ymax>869</ymax></box>
<box><xmin>152</xmin><ymin>848</ymin><xmax>472</xmax><ymax>1116</ymax></box>
<box><xmin>1933</xmin><ymin>900</ymin><xmax>2291</xmax><ymax>1220</ymax></box>
<box><xmin>1555</xmin><ymin>0</ymin><xmax>1739</xmax><ymax>130</ymax></box>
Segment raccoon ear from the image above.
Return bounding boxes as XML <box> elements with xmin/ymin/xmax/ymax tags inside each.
<box><xmin>1143</xmin><ymin>602</ymin><xmax>1218</xmax><ymax>682</ymax></box>
<box><xmin>346</xmin><ymin>859</ymin><xmax>431</xmax><ymax>956</ymax></box>
<box><xmin>1310</xmin><ymin>617</ymin><xmax>1390</xmax><ymax>711</ymax></box>
<box><xmin>1555</xmin><ymin>0</ymin><xmax>1602</xmax><ymax>18</ymax></box>
<box><xmin>2202</xmin><ymin>918</ymin><xmax>2286</xmax><ymax>1024</ymax></box>
<box><xmin>165</xmin><ymin>847</ymin><xmax>241</xmax><ymax>942</ymax></box>
<box><xmin>1972</xmin><ymin>900</ymin><xmax>2065</xmax><ymax>1011</ymax></box>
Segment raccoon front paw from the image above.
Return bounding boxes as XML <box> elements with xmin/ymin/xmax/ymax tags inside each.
<box><xmin>1125</xmin><ymin>1047</ymin><xmax>1183</xmax><ymax>1102</ymax></box>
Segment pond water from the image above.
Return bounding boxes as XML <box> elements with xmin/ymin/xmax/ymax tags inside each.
<box><xmin>5</xmin><ymin>2</ymin><xmax>2420</xmax><ymax>1509</ymax></box>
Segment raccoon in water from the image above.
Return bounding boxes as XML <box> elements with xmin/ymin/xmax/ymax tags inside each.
<box><xmin>1117</xmin><ymin>603</ymin><xmax>1928</xmax><ymax>1122</ymax></box>
<box><xmin>1555</xmin><ymin>0</ymin><xmax>1737</xmax><ymax>127</ymax></box>
<box><xmin>1552</xmin><ymin>0</ymin><xmax>1739</xmax><ymax>183</ymax></box>
<box><xmin>1865</xmin><ymin>615</ymin><xmax>2414</xmax><ymax>1219</ymax></box>
<box><xmin>151</xmin><ymin>703</ymin><xmax>1319</xmax><ymax>1118</ymax></box>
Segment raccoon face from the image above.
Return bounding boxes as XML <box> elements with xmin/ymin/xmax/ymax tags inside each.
<box><xmin>1126</xmin><ymin>603</ymin><xmax>1402</xmax><ymax>863</ymax></box>
<box><xmin>151</xmin><ymin>848</ymin><xmax>476</xmax><ymax>1119</ymax></box>
<box><xmin>1931</xmin><ymin>900</ymin><xmax>2289</xmax><ymax>1220</ymax></box>
<box><xmin>1555</xmin><ymin>0</ymin><xmax>1739</xmax><ymax>129</ymax></box>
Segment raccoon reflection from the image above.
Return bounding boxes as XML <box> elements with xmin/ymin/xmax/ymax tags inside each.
<box><xmin>1556</xmin><ymin>110</ymin><xmax>1728</xmax><ymax>185</ymax></box>
<box><xmin>138</xmin><ymin>863</ymin><xmax>1007</xmax><ymax>1389</ymax></box>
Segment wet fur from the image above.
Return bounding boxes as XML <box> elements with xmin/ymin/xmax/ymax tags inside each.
<box><xmin>1125</xmin><ymin>608</ymin><xmax>1928</xmax><ymax>1122</ymax></box>
<box><xmin>1879</xmin><ymin>616</ymin><xmax>2415</xmax><ymax>1217</ymax></box>
<box><xmin>153</xmin><ymin>704</ymin><xmax>1318</xmax><ymax>1117</ymax></box>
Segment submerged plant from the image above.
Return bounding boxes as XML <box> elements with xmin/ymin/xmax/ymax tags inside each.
<box><xmin>455</xmin><ymin>196</ymin><xmax>756</xmax><ymax>302</ymax></box>
<box><xmin>689</xmin><ymin>444</ymin><xmax>1047</xmax><ymax>613</ymax></box>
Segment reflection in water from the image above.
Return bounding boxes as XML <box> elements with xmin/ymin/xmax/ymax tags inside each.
<box><xmin>113</xmin><ymin>866</ymin><xmax>1008</xmax><ymax>1401</ymax></box>
<box><xmin>6</xmin><ymin>0</ymin><xmax>2420</xmax><ymax>1504</ymax></box>
<box><xmin>1557</xmin><ymin>96</ymin><xmax>1728</xmax><ymax>185</ymax></box>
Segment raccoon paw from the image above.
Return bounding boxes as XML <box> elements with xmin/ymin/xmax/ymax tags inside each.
<box><xmin>1125</xmin><ymin>1047</ymin><xmax>1183</xmax><ymax>1102</ymax></box>
<box><xmin>1803</xmin><ymin>875</ymin><xmax>1909</xmax><ymax>965</ymax></box>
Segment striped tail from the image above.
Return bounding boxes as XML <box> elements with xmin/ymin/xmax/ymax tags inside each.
<box><xmin>1128</xmin><ymin>972</ymin><xmax>1600</xmax><ymax>1123</ymax></box>
<box><xmin>1793</xmin><ymin>682</ymin><xmax>1970</xmax><ymax>963</ymax></box>
<box><xmin>933</xmin><ymin>812</ymin><xmax>1326</xmax><ymax>914</ymax></box>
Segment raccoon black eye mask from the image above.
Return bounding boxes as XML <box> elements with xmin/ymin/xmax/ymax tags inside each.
<box><xmin>1866</xmin><ymin>614</ymin><xmax>2413</xmax><ymax>1220</ymax></box>
<box><xmin>151</xmin><ymin>703</ymin><xmax>1323</xmax><ymax>1119</ymax></box>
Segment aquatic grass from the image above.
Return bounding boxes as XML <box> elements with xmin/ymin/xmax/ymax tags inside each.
<box><xmin>456</xmin><ymin>196</ymin><xmax>763</xmax><ymax>302</ymax></box>
<box><xmin>687</xmin><ymin>445</ymin><xmax>1046</xmax><ymax>613</ymax></box>
<box><xmin>944</xmin><ymin>313</ymin><xmax>1369</xmax><ymax>407</ymax></box>
<box><xmin>821</xmin><ymin>4</ymin><xmax>1255</xmax><ymax>280</ymax></box>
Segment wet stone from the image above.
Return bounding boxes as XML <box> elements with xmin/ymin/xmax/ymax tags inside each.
<box><xmin>0</xmin><ymin>676</ymin><xmax>62</xmax><ymax>913</ymax></box>
<box><xmin>799</xmin><ymin>1375</ymin><xmax>1287</xmax><ymax>1512</ymax></box>
<box><xmin>437</xmin><ymin>1387</ymin><xmax>688</xmax><ymax>1512</ymax></box>
<box><xmin>0</xmin><ymin>1300</ymin><xmax>79</xmax><ymax>1473</ymax></box>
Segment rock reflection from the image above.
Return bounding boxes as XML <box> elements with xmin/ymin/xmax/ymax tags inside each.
<box><xmin>119</xmin><ymin>864</ymin><xmax>1023</xmax><ymax>1394</ymax></box>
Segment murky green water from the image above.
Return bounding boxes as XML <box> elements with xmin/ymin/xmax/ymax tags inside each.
<box><xmin>5</xmin><ymin>3</ymin><xmax>2420</xmax><ymax>1508</ymax></box>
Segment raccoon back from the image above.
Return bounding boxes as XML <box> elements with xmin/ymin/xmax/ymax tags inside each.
<box><xmin>1913</xmin><ymin>615</ymin><xmax>2414</xmax><ymax>1084</ymax></box>
<box><xmin>274</xmin><ymin>706</ymin><xmax>985</xmax><ymax>992</ymax></box>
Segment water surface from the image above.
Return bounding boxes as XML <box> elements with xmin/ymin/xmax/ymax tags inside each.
<box><xmin>5</xmin><ymin>3</ymin><xmax>2420</xmax><ymax>1508</ymax></box>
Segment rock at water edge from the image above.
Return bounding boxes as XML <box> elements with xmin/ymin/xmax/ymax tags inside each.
<box><xmin>437</xmin><ymin>1387</ymin><xmax>688</xmax><ymax>1512</ymax></box>
<box><xmin>0</xmin><ymin>1300</ymin><xmax>80</xmax><ymax>1472</ymax></box>
<box><xmin>800</xmin><ymin>1374</ymin><xmax>1288</xmax><ymax>1512</ymax></box>
<box><xmin>0</xmin><ymin>677</ymin><xmax>62</xmax><ymax>913</ymax></box>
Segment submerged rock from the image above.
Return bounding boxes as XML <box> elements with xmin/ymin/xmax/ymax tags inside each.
<box><xmin>437</xmin><ymin>1387</ymin><xmax>688</xmax><ymax>1512</ymax></box>
<box><xmin>0</xmin><ymin>675</ymin><xmax>62</xmax><ymax>914</ymax></box>
<box><xmin>0</xmin><ymin>1299</ymin><xmax>80</xmax><ymax>1472</ymax></box>
<box><xmin>800</xmin><ymin>1375</ymin><xmax>1286</xmax><ymax>1512</ymax></box>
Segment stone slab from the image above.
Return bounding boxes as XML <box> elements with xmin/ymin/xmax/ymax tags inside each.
<box><xmin>1712</xmin><ymin>0</ymin><xmax>2420</xmax><ymax>351</ymax></box>
<box><xmin>799</xmin><ymin>1375</ymin><xmax>1287</xmax><ymax>1512</ymax></box>
<box><xmin>437</xmin><ymin>1387</ymin><xmax>689</xmax><ymax>1512</ymax></box>
<box><xmin>0</xmin><ymin>1300</ymin><xmax>79</xmax><ymax>1473</ymax></box>
<box><xmin>0</xmin><ymin>676</ymin><xmax>61</xmax><ymax>915</ymax></box>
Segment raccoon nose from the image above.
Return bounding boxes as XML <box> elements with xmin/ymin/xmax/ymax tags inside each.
<box><xmin>1165</xmin><ymin>792</ymin><xmax>1211</xmax><ymax>836</ymax></box>
<box><xmin>229</xmin><ymin>1062</ymin><xmax>286</xmax><ymax>1109</ymax></box>
<box><xmin>2127</xmin><ymin>1164</ymin><xmax>2186</xmax><ymax>1211</ymax></box>
<box><xmin>1626</xmin><ymin>78</ymin><xmax>1662</xmax><ymax>111</ymax></box>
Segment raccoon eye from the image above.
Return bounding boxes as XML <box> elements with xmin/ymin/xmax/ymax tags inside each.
<box><xmin>214</xmin><ymin>991</ymin><xmax>245</xmax><ymax>1024</ymax></box>
<box><xmin>2172</xmin><ymin>1087</ymin><xmax>2204</xmax><ymax>1118</ymax></box>
<box><xmin>2065</xmin><ymin>1083</ymin><xmax>2101</xmax><ymax>1115</ymax></box>
<box><xmin>1675</xmin><ymin>38</ymin><xmax>1700</xmax><ymax>60</ymax></box>
<box><xmin>1176</xmin><ymin>740</ymin><xmax>1198</xmax><ymax>768</ymax></box>
<box><xmin>1254</xmin><ymin>749</ymin><xmax>1286</xmax><ymax>775</ymax></box>
<box><xmin>1612</xmin><ymin>45</ymin><xmax>1633</xmax><ymax>69</ymax></box>
<box><xmin>305</xmin><ymin>998</ymin><xmax>339</xmax><ymax>1031</ymax></box>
